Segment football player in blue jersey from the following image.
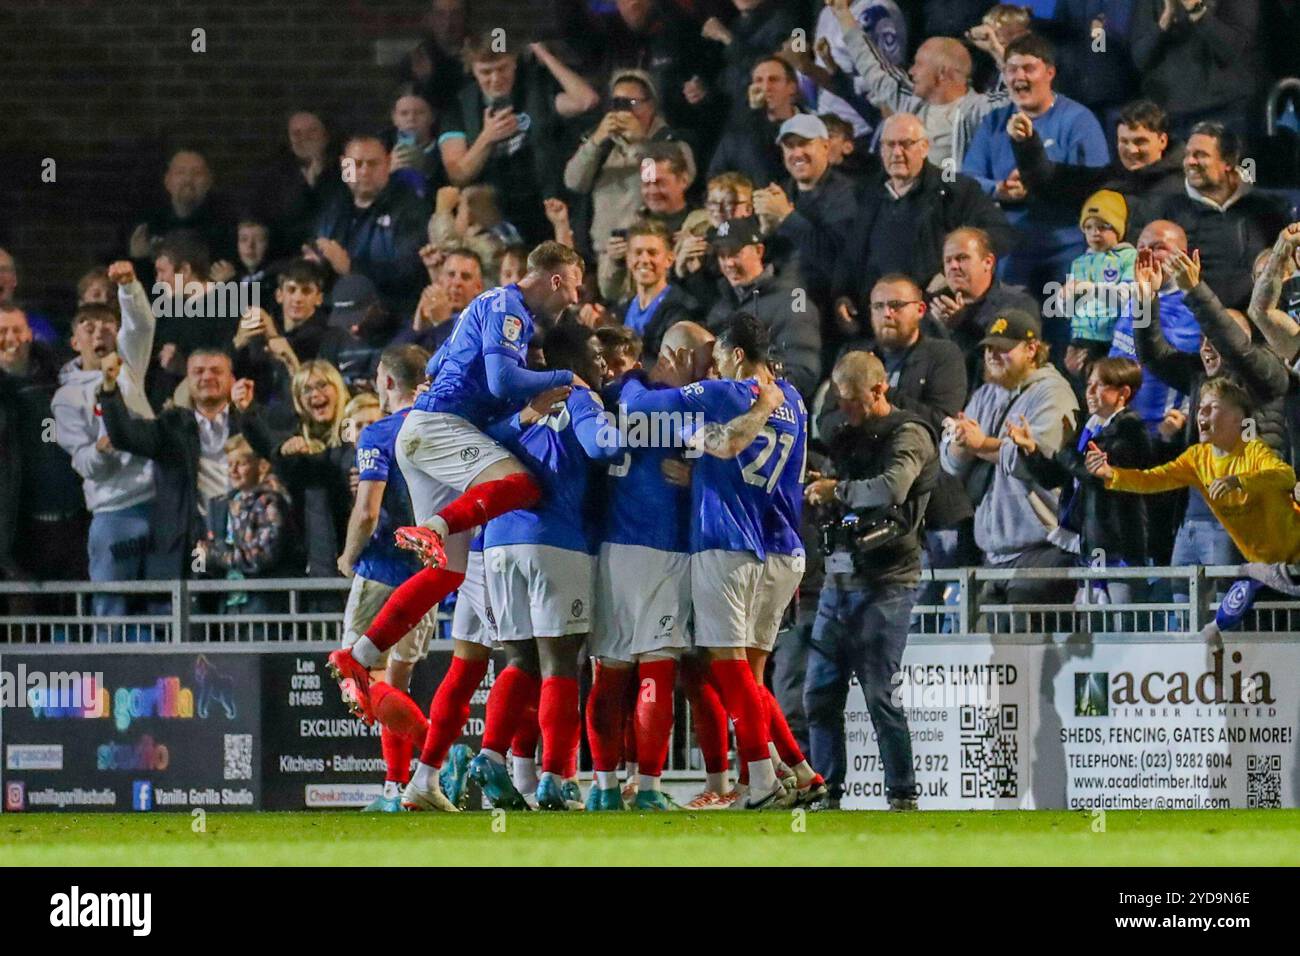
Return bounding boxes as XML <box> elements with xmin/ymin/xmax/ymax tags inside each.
<box><xmin>335</xmin><ymin>345</ymin><xmax>433</xmax><ymax>812</ymax></box>
<box><xmin>619</xmin><ymin>313</ymin><xmax>821</xmax><ymax>809</ymax></box>
<box><xmin>327</xmin><ymin>242</ymin><xmax>582</xmax><ymax>811</ymax></box>
<box><xmin>467</xmin><ymin>321</ymin><xmax>623</xmax><ymax>811</ymax></box>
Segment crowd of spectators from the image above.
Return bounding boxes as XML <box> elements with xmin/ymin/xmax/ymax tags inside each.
<box><xmin>3</xmin><ymin>0</ymin><xmax>1300</xmax><ymax>633</ymax></box>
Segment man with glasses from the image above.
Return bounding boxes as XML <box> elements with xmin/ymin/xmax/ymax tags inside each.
<box><xmin>832</xmin><ymin>113</ymin><xmax>1010</xmax><ymax>351</ymax></box>
<box><xmin>820</xmin><ymin>275</ymin><xmax>972</xmax><ymax>588</ymax></box>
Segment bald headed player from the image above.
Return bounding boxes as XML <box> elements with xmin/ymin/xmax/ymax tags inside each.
<box><xmin>585</xmin><ymin>321</ymin><xmax>720</xmax><ymax>810</ymax></box>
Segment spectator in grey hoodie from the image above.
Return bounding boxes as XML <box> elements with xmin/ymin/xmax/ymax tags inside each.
<box><xmin>941</xmin><ymin>308</ymin><xmax>1080</xmax><ymax>606</ymax></box>
<box><xmin>51</xmin><ymin>284</ymin><xmax>156</xmax><ymax>636</ymax></box>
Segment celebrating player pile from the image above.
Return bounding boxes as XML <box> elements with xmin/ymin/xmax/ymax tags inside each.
<box><xmin>328</xmin><ymin>241</ymin><xmax>826</xmax><ymax>811</ymax></box>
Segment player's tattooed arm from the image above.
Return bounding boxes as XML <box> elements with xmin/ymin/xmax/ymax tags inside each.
<box><xmin>1248</xmin><ymin>224</ymin><xmax>1300</xmax><ymax>364</ymax></box>
<box><xmin>690</xmin><ymin>381</ymin><xmax>785</xmax><ymax>459</ymax></box>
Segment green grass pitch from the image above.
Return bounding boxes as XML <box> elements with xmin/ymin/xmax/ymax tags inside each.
<box><xmin>5</xmin><ymin>810</ymin><xmax>1300</xmax><ymax>866</ymax></box>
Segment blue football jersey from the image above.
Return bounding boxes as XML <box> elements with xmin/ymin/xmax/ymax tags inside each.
<box><xmin>484</xmin><ymin>387</ymin><xmax>615</xmax><ymax>554</ymax></box>
<box><xmin>353</xmin><ymin>408</ymin><xmax>421</xmax><ymax>587</ymax></box>
<box><xmin>621</xmin><ymin>376</ymin><xmax>800</xmax><ymax>559</ymax></box>
<box><xmin>601</xmin><ymin>378</ymin><xmax>691</xmax><ymax>554</ymax></box>
<box><xmin>761</xmin><ymin>379</ymin><xmax>808</xmax><ymax>558</ymax></box>
<box><xmin>416</xmin><ymin>284</ymin><xmax>535</xmax><ymax>428</ymax></box>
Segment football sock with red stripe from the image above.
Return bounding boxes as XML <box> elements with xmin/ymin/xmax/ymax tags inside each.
<box><xmin>635</xmin><ymin>659</ymin><xmax>677</xmax><ymax>778</ymax></box>
<box><xmin>539</xmin><ymin>676</ymin><xmax>580</xmax><ymax>776</ymax></box>
<box><xmin>418</xmin><ymin>656</ymin><xmax>489</xmax><ymax>766</ymax></box>
<box><xmin>365</xmin><ymin>567</ymin><xmax>464</xmax><ymax>653</ymax></box>
<box><xmin>438</xmin><ymin>473</ymin><xmax>542</xmax><ymax>537</ymax></box>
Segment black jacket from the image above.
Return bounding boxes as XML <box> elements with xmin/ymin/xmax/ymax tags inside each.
<box><xmin>705</xmin><ymin>262</ymin><xmax>823</xmax><ymax>399</ymax></box>
<box><xmin>707</xmin><ymin>106</ymin><xmax>791</xmax><ymax>188</ymax></box>
<box><xmin>1154</xmin><ymin>188</ymin><xmax>1289</xmax><ymax>310</ymax></box>
<box><xmin>314</xmin><ymin>182</ymin><xmax>431</xmax><ymax>328</ymax></box>
<box><xmin>1012</xmin><ymin>133</ymin><xmax>1186</xmax><ymax>234</ymax></box>
<box><xmin>1018</xmin><ymin>406</ymin><xmax>1152</xmax><ymax>564</ymax></box>
<box><xmin>832</xmin><ymin>162</ymin><xmax>1013</xmax><ymax>307</ymax></box>
<box><xmin>100</xmin><ymin>390</ymin><xmax>248</xmax><ymax>580</ymax></box>
<box><xmin>616</xmin><ymin>283</ymin><xmax>702</xmax><ymax>363</ymax></box>
<box><xmin>1130</xmin><ymin>0</ymin><xmax>1262</xmax><ymax>121</ymax></box>
<box><xmin>818</xmin><ymin>334</ymin><xmax>972</xmax><ymax>531</ymax></box>
<box><xmin>774</xmin><ymin>168</ymin><xmax>859</xmax><ymax>308</ymax></box>
<box><xmin>243</xmin><ymin>410</ymin><xmax>353</xmax><ymax>580</ymax></box>
<box><xmin>821</xmin><ymin>408</ymin><xmax>940</xmax><ymax>589</ymax></box>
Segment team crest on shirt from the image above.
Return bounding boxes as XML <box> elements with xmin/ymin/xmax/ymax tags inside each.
<box><xmin>502</xmin><ymin>314</ymin><xmax>523</xmax><ymax>342</ymax></box>
<box><xmin>1103</xmin><ymin>266</ymin><xmax>1119</xmax><ymax>281</ymax></box>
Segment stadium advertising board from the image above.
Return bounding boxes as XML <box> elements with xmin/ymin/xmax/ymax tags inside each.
<box><xmin>0</xmin><ymin>653</ymin><xmax>259</xmax><ymax>812</ymax></box>
<box><xmin>845</xmin><ymin>639</ymin><xmax>1300</xmax><ymax>809</ymax></box>
<box><xmin>842</xmin><ymin>642</ymin><xmax>1031</xmax><ymax>809</ymax></box>
<box><xmin>259</xmin><ymin>650</ymin><xmax>501</xmax><ymax>810</ymax></box>
<box><xmin>1040</xmin><ymin>641</ymin><xmax>1296</xmax><ymax>810</ymax></box>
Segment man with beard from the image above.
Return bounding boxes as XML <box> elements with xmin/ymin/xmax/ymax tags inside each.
<box><xmin>940</xmin><ymin>308</ymin><xmax>1079</xmax><ymax>606</ymax></box>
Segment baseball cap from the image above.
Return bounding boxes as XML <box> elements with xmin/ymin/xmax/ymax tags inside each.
<box><xmin>709</xmin><ymin>215</ymin><xmax>764</xmax><ymax>254</ymax></box>
<box><xmin>327</xmin><ymin>274</ymin><xmax>380</xmax><ymax>331</ymax></box>
<box><xmin>775</xmin><ymin>113</ymin><xmax>829</xmax><ymax>144</ymax></box>
<box><xmin>979</xmin><ymin>308</ymin><xmax>1042</xmax><ymax>350</ymax></box>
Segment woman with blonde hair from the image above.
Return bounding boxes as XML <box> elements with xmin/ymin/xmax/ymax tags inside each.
<box><xmin>288</xmin><ymin>358</ymin><xmax>350</xmax><ymax>452</ymax></box>
<box><xmin>244</xmin><ymin>358</ymin><xmax>357</xmax><ymax>605</ymax></box>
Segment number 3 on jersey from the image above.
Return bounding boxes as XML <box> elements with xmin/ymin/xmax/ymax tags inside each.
<box><xmin>741</xmin><ymin>426</ymin><xmax>796</xmax><ymax>493</ymax></box>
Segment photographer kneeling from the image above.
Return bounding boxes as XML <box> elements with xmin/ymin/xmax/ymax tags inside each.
<box><xmin>803</xmin><ymin>351</ymin><xmax>938</xmax><ymax>810</ymax></box>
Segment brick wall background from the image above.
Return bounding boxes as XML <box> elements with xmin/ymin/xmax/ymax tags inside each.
<box><xmin>0</xmin><ymin>0</ymin><xmax>554</xmax><ymax>321</ymax></box>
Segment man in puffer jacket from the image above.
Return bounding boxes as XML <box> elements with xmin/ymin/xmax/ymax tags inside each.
<box><xmin>50</xmin><ymin>261</ymin><xmax>157</xmax><ymax>635</ymax></box>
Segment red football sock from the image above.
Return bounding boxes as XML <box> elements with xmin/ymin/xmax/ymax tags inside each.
<box><xmin>709</xmin><ymin>658</ymin><xmax>771</xmax><ymax>765</ymax></box>
<box><xmin>419</xmin><ymin>656</ymin><xmax>489</xmax><ymax>766</ymax></box>
<box><xmin>565</xmin><ymin>743</ymin><xmax>578</xmax><ymax>780</ymax></box>
<box><xmin>764</xmin><ymin>686</ymin><xmax>805</xmax><ymax>767</ymax></box>
<box><xmin>539</xmin><ymin>676</ymin><xmax>580</xmax><ymax>776</ymax></box>
<box><xmin>684</xmin><ymin>659</ymin><xmax>730</xmax><ymax>774</ymax></box>
<box><xmin>511</xmin><ymin>698</ymin><xmax>540</xmax><ymax>759</ymax></box>
<box><xmin>585</xmin><ymin>662</ymin><xmax>633</xmax><ymax>772</ymax></box>
<box><xmin>371</xmin><ymin>681</ymin><xmax>429</xmax><ymax>746</ymax></box>
<box><xmin>635</xmin><ymin>659</ymin><xmax>677</xmax><ymax>777</ymax></box>
<box><xmin>381</xmin><ymin>727</ymin><xmax>414</xmax><ymax>784</ymax></box>
<box><xmin>438</xmin><ymin>473</ymin><xmax>542</xmax><ymax>536</ymax></box>
<box><xmin>365</xmin><ymin>566</ymin><xmax>464</xmax><ymax>652</ymax></box>
<box><xmin>481</xmin><ymin>665</ymin><xmax>541</xmax><ymax>755</ymax></box>
<box><xmin>621</xmin><ymin>681</ymin><xmax>637</xmax><ymax>770</ymax></box>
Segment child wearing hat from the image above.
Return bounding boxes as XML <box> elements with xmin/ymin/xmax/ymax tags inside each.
<box><xmin>1060</xmin><ymin>189</ymin><xmax>1137</xmax><ymax>376</ymax></box>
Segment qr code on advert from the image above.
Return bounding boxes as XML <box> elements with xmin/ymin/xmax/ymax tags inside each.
<box><xmin>1247</xmin><ymin>754</ymin><xmax>1281</xmax><ymax>808</ymax></box>
<box><xmin>959</xmin><ymin>704</ymin><xmax>1018</xmax><ymax>798</ymax></box>
<box><xmin>224</xmin><ymin>733</ymin><xmax>252</xmax><ymax>781</ymax></box>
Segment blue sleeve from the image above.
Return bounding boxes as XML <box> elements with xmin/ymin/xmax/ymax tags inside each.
<box><xmin>484</xmin><ymin>351</ymin><xmax>574</xmax><ymax>402</ymax></box>
<box><xmin>355</xmin><ymin>425</ymin><xmax>389</xmax><ymax>482</ymax></box>
<box><xmin>619</xmin><ymin>375</ymin><xmax>691</xmax><ymax>415</ymax></box>
<box><xmin>961</xmin><ymin>115</ymin><xmax>1000</xmax><ymax>196</ymax></box>
<box><xmin>571</xmin><ymin>391</ymin><xmax>622</xmax><ymax>461</ymax></box>
<box><xmin>1072</xmin><ymin>107</ymin><xmax>1110</xmax><ymax>168</ymax></box>
<box><xmin>484</xmin><ymin>411</ymin><xmax>524</xmax><ymax>445</ymax></box>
